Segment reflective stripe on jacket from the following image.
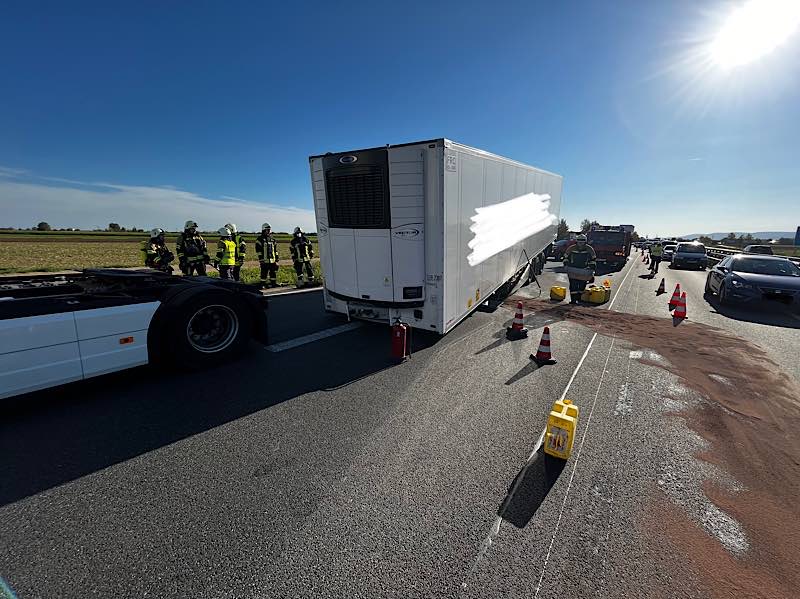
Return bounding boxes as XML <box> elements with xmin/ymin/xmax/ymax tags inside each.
<box><xmin>256</xmin><ymin>234</ymin><xmax>279</xmax><ymax>263</ymax></box>
<box><xmin>233</xmin><ymin>233</ymin><xmax>246</xmax><ymax>265</ymax></box>
<box><xmin>140</xmin><ymin>241</ymin><xmax>157</xmax><ymax>266</ymax></box>
<box><xmin>177</xmin><ymin>232</ymin><xmax>208</xmax><ymax>263</ymax></box>
<box><xmin>216</xmin><ymin>239</ymin><xmax>236</xmax><ymax>266</ymax></box>
<box><xmin>290</xmin><ymin>236</ymin><xmax>313</xmax><ymax>262</ymax></box>
<box><xmin>563</xmin><ymin>244</ymin><xmax>597</xmax><ymax>270</ymax></box>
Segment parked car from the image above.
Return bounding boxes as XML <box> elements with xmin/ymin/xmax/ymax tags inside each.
<box><xmin>743</xmin><ymin>244</ymin><xmax>774</xmax><ymax>255</ymax></box>
<box><xmin>662</xmin><ymin>244</ymin><xmax>677</xmax><ymax>262</ymax></box>
<box><xmin>550</xmin><ymin>239</ymin><xmax>573</xmax><ymax>260</ymax></box>
<box><xmin>705</xmin><ymin>255</ymin><xmax>800</xmax><ymax>307</ymax></box>
<box><xmin>671</xmin><ymin>242</ymin><xmax>708</xmax><ymax>269</ymax></box>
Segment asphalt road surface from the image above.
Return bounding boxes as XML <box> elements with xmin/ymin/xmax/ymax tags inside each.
<box><xmin>2</xmin><ymin>253</ymin><xmax>798</xmax><ymax>598</ymax></box>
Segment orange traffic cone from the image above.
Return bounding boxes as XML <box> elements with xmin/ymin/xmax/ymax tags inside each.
<box><xmin>530</xmin><ymin>327</ymin><xmax>556</xmax><ymax>365</ymax></box>
<box><xmin>506</xmin><ymin>301</ymin><xmax>528</xmax><ymax>340</ymax></box>
<box><xmin>655</xmin><ymin>278</ymin><xmax>666</xmax><ymax>295</ymax></box>
<box><xmin>668</xmin><ymin>283</ymin><xmax>681</xmax><ymax>310</ymax></box>
<box><xmin>673</xmin><ymin>292</ymin><xmax>687</xmax><ymax>320</ymax></box>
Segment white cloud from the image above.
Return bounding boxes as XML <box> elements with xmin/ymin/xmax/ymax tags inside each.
<box><xmin>0</xmin><ymin>170</ymin><xmax>316</xmax><ymax>233</ymax></box>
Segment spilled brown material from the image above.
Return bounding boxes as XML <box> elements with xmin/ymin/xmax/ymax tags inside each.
<box><xmin>508</xmin><ymin>297</ymin><xmax>800</xmax><ymax>598</ymax></box>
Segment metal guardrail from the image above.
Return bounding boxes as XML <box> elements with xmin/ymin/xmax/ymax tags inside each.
<box><xmin>705</xmin><ymin>245</ymin><xmax>800</xmax><ymax>265</ymax></box>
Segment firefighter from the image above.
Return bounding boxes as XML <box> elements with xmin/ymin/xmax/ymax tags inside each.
<box><xmin>289</xmin><ymin>226</ymin><xmax>315</xmax><ymax>287</ymax></box>
<box><xmin>224</xmin><ymin>222</ymin><xmax>247</xmax><ymax>281</ymax></box>
<box><xmin>214</xmin><ymin>227</ymin><xmax>236</xmax><ymax>280</ymax></box>
<box><xmin>255</xmin><ymin>222</ymin><xmax>280</xmax><ymax>288</ymax></box>
<box><xmin>176</xmin><ymin>220</ymin><xmax>210</xmax><ymax>276</ymax></box>
<box><xmin>140</xmin><ymin>228</ymin><xmax>174</xmax><ymax>273</ymax></box>
<box><xmin>649</xmin><ymin>241</ymin><xmax>663</xmax><ymax>276</ymax></box>
<box><xmin>563</xmin><ymin>234</ymin><xmax>597</xmax><ymax>304</ymax></box>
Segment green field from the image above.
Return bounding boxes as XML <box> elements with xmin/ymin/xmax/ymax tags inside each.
<box><xmin>0</xmin><ymin>230</ymin><xmax>318</xmax><ymax>274</ymax></box>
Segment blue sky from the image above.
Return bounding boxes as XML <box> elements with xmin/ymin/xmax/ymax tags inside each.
<box><xmin>1</xmin><ymin>0</ymin><xmax>798</xmax><ymax>235</ymax></box>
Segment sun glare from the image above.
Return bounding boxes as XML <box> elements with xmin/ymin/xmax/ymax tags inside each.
<box><xmin>711</xmin><ymin>0</ymin><xmax>800</xmax><ymax>68</ymax></box>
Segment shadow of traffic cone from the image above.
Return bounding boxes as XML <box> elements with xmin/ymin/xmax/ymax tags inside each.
<box><xmin>673</xmin><ymin>292</ymin><xmax>687</xmax><ymax>321</ymax></box>
<box><xmin>506</xmin><ymin>301</ymin><xmax>528</xmax><ymax>340</ymax></box>
<box><xmin>668</xmin><ymin>283</ymin><xmax>681</xmax><ymax>310</ymax></box>
<box><xmin>655</xmin><ymin>278</ymin><xmax>666</xmax><ymax>295</ymax></box>
<box><xmin>530</xmin><ymin>327</ymin><xmax>556</xmax><ymax>365</ymax></box>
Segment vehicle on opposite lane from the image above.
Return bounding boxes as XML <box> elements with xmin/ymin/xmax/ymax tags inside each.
<box><xmin>743</xmin><ymin>244</ymin><xmax>774</xmax><ymax>255</ymax></box>
<box><xmin>704</xmin><ymin>254</ymin><xmax>800</xmax><ymax>308</ymax></box>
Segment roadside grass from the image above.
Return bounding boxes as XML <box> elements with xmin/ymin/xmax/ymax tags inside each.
<box><xmin>0</xmin><ymin>238</ymin><xmax>318</xmax><ymax>274</ymax></box>
<box><xmin>205</xmin><ymin>263</ymin><xmax>323</xmax><ymax>286</ymax></box>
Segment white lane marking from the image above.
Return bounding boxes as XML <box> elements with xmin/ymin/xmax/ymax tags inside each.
<box><xmin>556</xmin><ymin>257</ymin><xmax>636</xmax><ymax>403</ymax></box>
<box><xmin>465</xmin><ymin>259</ymin><xmax>639</xmax><ymax>587</ymax></box>
<box><xmin>461</xmin><ymin>428</ymin><xmax>547</xmax><ymax>591</ymax></box>
<box><xmin>532</xmin><ymin>260</ymin><xmax>637</xmax><ymax>596</ymax></box>
<box><xmin>599</xmin><ymin>272</ymin><xmax>641</xmax><ymax>593</ymax></box>
<box><xmin>264</xmin><ymin>322</ymin><xmax>362</xmax><ymax>352</ymax></box>
<box><xmin>535</xmin><ymin>334</ymin><xmax>618</xmax><ymax>598</ymax></box>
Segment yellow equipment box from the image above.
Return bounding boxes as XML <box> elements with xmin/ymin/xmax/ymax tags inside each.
<box><xmin>550</xmin><ymin>286</ymin><xmax>567</xmax><ymax>301</ymax></box>
<box><xmin>544</xmin><ymin>399</ymin><xmax>579</xmax><ymax>460</ymax></box>
<box><xmin>581</xmin><ymin>286</ymin><xmax>609</xmax><ymax>304</ymax></box>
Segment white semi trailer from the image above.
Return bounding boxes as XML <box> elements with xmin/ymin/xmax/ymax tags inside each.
<box><xmin>309</xmin><ymin>138</ymin><xmax>562</xmax><ymax>334</ymax></box>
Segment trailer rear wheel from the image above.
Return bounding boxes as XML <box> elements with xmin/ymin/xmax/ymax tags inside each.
<box><xmin>164</xmin><ymin>288</ymin><xmax>252</xmax><ymax>370</ymax></box>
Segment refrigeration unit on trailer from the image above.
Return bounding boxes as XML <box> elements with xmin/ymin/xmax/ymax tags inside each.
<box><xmin>309</xmin><ymin>139</ymin><xmax>563</xmax><ymax>334</ymax></box>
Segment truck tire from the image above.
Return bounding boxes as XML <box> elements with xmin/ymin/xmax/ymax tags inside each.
<box><xmin>163</xmin><ymin>287</ymin><xmax>252</xmax><ymax>370</ymax></box>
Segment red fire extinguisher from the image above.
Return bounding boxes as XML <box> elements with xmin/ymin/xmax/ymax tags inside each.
<box><xmin>391</xmin><ymin>318</ymin><xmax>410</xmax><ymax>362</ymax></box>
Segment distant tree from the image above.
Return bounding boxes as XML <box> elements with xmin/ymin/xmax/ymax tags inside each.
<box><xmin>777</xmin><ymin>237</ymin><xmax>793</xmax><ymax>245</ymax></box>
<box><xmin>630</xmin><ymin>231</ymin><xmax>640</xmax><ymax>242</ymax></box>
<box><xmin>36</xmin><ymin>221</ymin><xmax>51</xmax><ymax>231</ymax></box>
<box><xmin>556</xmin><ymin>218</ymin><xmax>569</xmax><ymax>240</ymax></box>
<box><xmin>108</xmin><ymin>223</ymin><xmax>121</xmax><ymax>232</ymax></box>
<box><xmin>698</xmin><ymin>235</ymin><xmax>714</xmax><ymax>245</ymax></box>
<box><xmin>743</xmin><ymin>233</ymin><xmax>754</xmax><ymax>242</ymax></box>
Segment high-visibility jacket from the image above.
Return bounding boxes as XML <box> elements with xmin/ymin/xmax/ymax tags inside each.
<box><xmin>563</xmin><ymin>244</ymin><xmax>597</xmax><ymax>270</ymax></box>
<box><xmin>232</xmin><ymin>233</ymin><xmax>247</xmax><ymax>266</ymax></box>
<box><xmin>176</xmin><ymin>232</ymin><xmax>209</xmax><ymax>264</ymax></box>
<box><xmin>650</xmin><ymin>244</ymin><xmax>663</xmax><ymax>257</ymax></box>
<box><xmin>290</xmin><ymin>235</ymin><xmax>313</xmax><ymax>262</ymax></box>
<box><xmin>256</xmin><ymin>233</ymin><xmax>279</xmax><ymax>264</ymax></box>
<box><xmin>216</xmin><ymin>239</ymin><xmax>236</xmax><ymax>266</ymax></box>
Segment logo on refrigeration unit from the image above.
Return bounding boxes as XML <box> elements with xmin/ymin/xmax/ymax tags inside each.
<box><xmin>318</xmin><ymin>225</ymin><xmax>328</xmax><ymax>236</ymax></box>
<box><xmin>339</xmin><ymin>155</ymin><xmax>358</xmax><ymax>164</ymax></box>
<box><xmin>393</xmin><ymin>227</ymin><xmax>421</xmax><ymax>239</ymax></box>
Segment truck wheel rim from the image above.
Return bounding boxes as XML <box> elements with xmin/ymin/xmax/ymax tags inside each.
<box><xmin>186</xmin><ymin>304</ymin><xmax>239</xmax><ymax>353</ymax></box>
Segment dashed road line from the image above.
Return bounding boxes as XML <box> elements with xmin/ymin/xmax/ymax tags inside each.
<box><xmin>265</xmin><ymin>322</ymin><xmax>362</xmax><ymax>352</ymax></box>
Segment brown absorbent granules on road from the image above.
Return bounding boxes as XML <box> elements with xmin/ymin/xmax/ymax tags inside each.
<box><xmin>507</xmin><ymin>297</ymin><xmax>800</xmax><ymax>598</ymax></box>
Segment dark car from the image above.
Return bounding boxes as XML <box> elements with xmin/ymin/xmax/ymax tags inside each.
<box><xmin>705</xmin><ymin>255</ymin><xmax>800</xmax><ymax>307</ymax></box>
<box><xmin>550</xmin><ymin>239</ymin><xmax>573</xmax><ymax>260</ymax></box>
<box><xmin>671</xmin><ymin>242</ymin><xmax>708</xmax><ymax>269</ymax></box>
<box><xmin>743</xmin><ymin>244</ymin><xmax>774</xmax><ymax>255</ymax></box>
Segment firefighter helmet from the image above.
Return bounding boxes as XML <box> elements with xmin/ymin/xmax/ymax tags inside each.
<box><xmin>293</xmin><ymin>227</ymin><xmax>302</xmax><ymax>235</ymax></box>
<box><xmin>262</xmin><ymin>222</ymin><xmax>271</xmax><ymax>230</ymax></box>
<box><xmin>576</xmin><ymin>234</ymin><xmax>588</xmax><ymax>243</ymax></box>
<box><xmin>218</xmin><ymin>227</ymin><xmax>231</xmax><ymax>237</ymax></box>
<box><xmin>184</xmin><ymin>220</ymin><xmax>198</xmax><ymax>230</ymax></box>
<box><xmin>150</xmin><ymin>227</ymin><xmax>164</xmax><ymax>239</ymax></box>
<box><xmin>224</xmin><ymin>223</ymin><xmax>238</xmax><ymax>234</ymax></box>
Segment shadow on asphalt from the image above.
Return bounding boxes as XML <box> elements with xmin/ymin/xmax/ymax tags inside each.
<box><xmin>703</xmin><ymin>294</ymin><xmax>800</xmax><ymax>329</ymax></box>
<box><xmin>498</xmin><ymin>449</ymin><xmax>566</xmax><ymax>529</ymax></box>
<box><xmin>0</xmin><ymin>292</ymin><xmax>446</xmax><ymax>506</ymax></box>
